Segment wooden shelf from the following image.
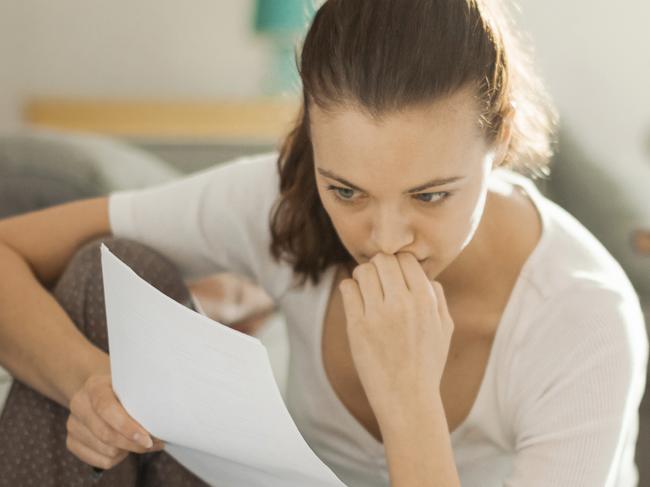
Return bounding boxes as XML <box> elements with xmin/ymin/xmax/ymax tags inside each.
<box><xmin>24</xmin><ymin>97</ymin><xmax>301</xmax><ymax>142</ymax></box>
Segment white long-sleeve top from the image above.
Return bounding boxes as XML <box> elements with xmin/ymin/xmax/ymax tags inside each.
<box><xmin>108</xmin><ymin>152</ymin><xmax>648</xmax><ymax>486</ymax></box>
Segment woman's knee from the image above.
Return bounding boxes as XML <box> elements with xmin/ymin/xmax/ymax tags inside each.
<box><xmin>52</xmin><ymin>237</ymin><xmax>193</xmax><ymax>352</ymax></box>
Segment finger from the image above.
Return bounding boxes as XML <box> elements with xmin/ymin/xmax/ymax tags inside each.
<box><xmin>339</xmin><ymin>278</ymin><xmax>364</xmax><ymax>325</ymax></box>
<box><xmin>83</xmin><ymin>392</ymin><xmax>154</xmax><ymax>452</ymax></box>
<box><xmin>150</xmin><ymin>439</ymin><xmax>166</xmax><ymax>452</ymax></box>
<box><xmin>66</xmin><ymin>435</ymin><xmax>128</xmax><ymax>470</ymax></box>
<box><xmin>432</xmin><ymin>281</ymin><xmax>454</xmax><ymax>331</ymax></box>
<box><xmin>351</xmin><ymin>263</ymin><xmax>383</xmax><ymax>311</ymax></box>
<box><xmin>369</xmin><ymin>253</ymin><xmax>408</xmax><ymax>299</ymax></box>
<box><xmin>67</xmin><ymin>414</ymin><xmax>124</xmax><ymax>459</ymax></box>
<box><xmin>82</xmin><ymin>407</ymin><xmax>153</xmax><ymax>454</ymax></box>
<box><xmin>71</xmin><ymin>393</ymin><xmax>141</xmax><ymax>453</ymax></box>
<box><xmin>396</xmin><ymin>253</ymin><xmax>434</xmax><ymax>300</ymax></box>
<box><xmin>151</xmin><ymin>435</ymin><xmax>166</xmax><ymax>450</ymax></box>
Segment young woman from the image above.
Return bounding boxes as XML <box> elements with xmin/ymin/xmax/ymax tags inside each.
<box><xmin>0</xmin><ymin>0</ymin><xmax>647</xmax><ymax>486</ymax></box>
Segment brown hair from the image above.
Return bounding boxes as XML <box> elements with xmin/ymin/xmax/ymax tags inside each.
<box><xmin>270</xmin><ymin>0</ymin><xmax>558</xmax><ymax>287</ymax></box>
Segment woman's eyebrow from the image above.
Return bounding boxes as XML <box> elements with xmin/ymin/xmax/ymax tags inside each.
<box><xmin>316</xmin><ymin>168</ymin><xmax>466</xmax><ymax>194</ymax></box>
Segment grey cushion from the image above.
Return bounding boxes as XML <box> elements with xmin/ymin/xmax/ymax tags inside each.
<box><xmin>0</xmin><ymin>129</ymin><xmax>180</xmax><ymax>218</ymax></box>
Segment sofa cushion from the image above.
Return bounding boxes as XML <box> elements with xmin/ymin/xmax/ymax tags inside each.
<box><xmin>0</xmin><ymin>129</ymin><xmax>180</xmax><ymax>218</ymax></box>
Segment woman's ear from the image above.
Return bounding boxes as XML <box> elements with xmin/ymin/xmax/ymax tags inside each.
<box><xmin>491</xmin><ymin>103</ymin><xmax>516</xmax><ymax>169</ymax></box>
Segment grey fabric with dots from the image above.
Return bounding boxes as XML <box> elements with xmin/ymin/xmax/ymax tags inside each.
<box><xmin>0</xmin><ymin>237</ymin><xmax>211</xmax><ymax>486</ymax></box>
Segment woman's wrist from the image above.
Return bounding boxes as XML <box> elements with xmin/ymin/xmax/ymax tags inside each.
<box><xmin>63</xmin><ymin>348</ymin><xmax>110</xmax><ymax>407</ymax></box>
<box><xmin>376</xmin><ymin>387</ymin><xmax>444</xmax><ymax>438</ymax></box>
<box><xmin>380</xmin><ymin>392</ymin><xmax>460</xmax><ymax>486</ymax></box>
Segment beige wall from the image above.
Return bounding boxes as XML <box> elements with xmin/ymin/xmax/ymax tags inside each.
<box><xmin>0</xmin><ymin>0</ymin><xmax>269</xmax><ymax>131</ymax></box>
<box><xmin>516</xmin><ymin>0</ymin><xmax>650</xmax><ymax>218</ymax></box>
<box><xmin>1</xmin><ymin>0</ymin><xmax>648</xmax><ymax>211</ymax></box>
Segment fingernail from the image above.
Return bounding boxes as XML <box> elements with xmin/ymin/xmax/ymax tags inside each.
<box><xmin>134</xmin><ymin>432</ymin><xmax>153</xmax><ymax>449</ymax></box>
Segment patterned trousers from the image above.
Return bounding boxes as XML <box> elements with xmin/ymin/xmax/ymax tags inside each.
<box><xmin>0</xmin><ymin>237</ymin><xmax>211</xmax><ymax>487</ymax></box>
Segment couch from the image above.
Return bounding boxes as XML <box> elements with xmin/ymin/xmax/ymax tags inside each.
<box><xmin>0</xmin><ymin>128</ymin><xmax>648</xmax><ymax>484</ymax></box>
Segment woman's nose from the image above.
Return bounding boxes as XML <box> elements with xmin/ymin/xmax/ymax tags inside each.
<box><xmin>369</xmin><ymin>208</ymin><xmax>414</xmax><ymax>255</ymax></box>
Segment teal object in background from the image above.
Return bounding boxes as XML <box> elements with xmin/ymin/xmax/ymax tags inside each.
<box><xmin>254</xmin><ymin>0</ymin><xmax>315</xmax><ymax>33</ymax></box>
<box><xmin>254</xmin><ymin>0</ymin><xmax>317</xmax><ymax>95</ymax></box>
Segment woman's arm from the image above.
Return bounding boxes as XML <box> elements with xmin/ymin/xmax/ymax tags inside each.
<box><xmin>338</xmin><ymin>252</ymin><xmax>461</xmax><ymax>486</ymax></box>
<box><xmin>379</xmin><ymin>392</ymin><xmax>460</xmax><ymax>487</ymax></box>
<box><xmin>0</xmin><ymin>197</ymin><xmax>112</xmax><ymax>406</ymax></box>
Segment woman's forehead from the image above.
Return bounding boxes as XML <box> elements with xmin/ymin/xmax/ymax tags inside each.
<box><xmin>309</xmin><ymin>91</ymin><xmax>489</xmax><ymax>177</ymax></box>
<box><xmin>308</xmin><ymin>85</ymin><xmax>480</xmax><ymax>124</ymax></box>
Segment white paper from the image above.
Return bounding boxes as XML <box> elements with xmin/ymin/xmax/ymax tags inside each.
<box><xmin>100</xmin><ymin>244</ymin><xmax>347</xmax><ymax>487</ymax></box>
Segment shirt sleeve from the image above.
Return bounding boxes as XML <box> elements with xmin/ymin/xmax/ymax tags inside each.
<box><xmin>504</xmin><ymin>284</ymin><xmax>648</xmax><ymax>487</ymax></box>
<box><xmin>108</xmin><ymin>152</ymin><xmax>294</xmax><ymax>301</ymax></box>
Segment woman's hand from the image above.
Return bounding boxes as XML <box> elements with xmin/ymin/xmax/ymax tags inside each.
<box><xmin>338</xmin><ymin>252</ymin><xmax>454</xmax><ymax>422</ymax></box>
<box><xmin>67</xmin><ymin>373</ymin><xmax>164</xmax><ymax>470</ymax></box>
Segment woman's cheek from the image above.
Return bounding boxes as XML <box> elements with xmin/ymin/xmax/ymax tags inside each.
<box><xmin>422</xmin><ymin>199</ymin><xmax>474</xmax><ymax>254</ymax></box>
<box><xmin>321</xmin><ymin>200</ymin><xmax>356</xmax><ymax>245</ymax></box>
<box><xmin>333</xmin><ymin>215</ymin><xmax>362</xmax><ymax>251</ymax></box>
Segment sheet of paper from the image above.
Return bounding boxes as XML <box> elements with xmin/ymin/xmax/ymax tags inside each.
<box><xmin>100</xmin><ymin>244</ymin><xmax>347</xmax><ymax>487</ymax></box>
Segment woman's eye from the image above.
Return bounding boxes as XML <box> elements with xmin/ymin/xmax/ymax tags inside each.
<box><xmin>326</xmin><ymin>185</ymin><xmax>451</xmax><ymax>206</ymax></box>
<box><xmin>414</xmin><ymin>192</ymin><xmax>450</xmax><ymax>204</ymax></box>
<box><xmin>326</xmin><ymin>185</ymin><xmax>358</xmax><ymax>202</ymax></box>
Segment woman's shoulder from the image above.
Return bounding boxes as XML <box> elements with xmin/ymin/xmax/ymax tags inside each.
<box><xmin>198</xmin><ymin>151</ymin><xmax>279</xmax><ymax>193</ymax></box>
<box><xmin>492</xmin><ymin>168</ymin><xmax>636</xmax><ymax>302</ymax></box>
<box><xmin>108</xmin><ymin>151</ymin><xmax>295</xmax><ymax>297</ymax></box>
<box><xmin>503</xmin><ymin>200</ymin><xmax>647</xmax><ymax>375</ymax></box>
<box><xmin>487</xmin><ymin>169</ymin><xmax>646</xmax><ymax>371</ymax></box>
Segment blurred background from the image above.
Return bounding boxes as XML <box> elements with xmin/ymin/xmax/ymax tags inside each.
<box><xmin>0</xmin><ymin>0</ymin><xmax>648</xmax><ymax>483</ymax></box>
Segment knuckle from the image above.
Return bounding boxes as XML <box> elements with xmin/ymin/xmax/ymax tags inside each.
<box><xmin>393</xmin><ymin>299</ymin><xmax>410</xmax><ymax>316</ymax></box>
<box><xmin>365</xmin><ymin>305</ymin><xmax>380</xmax><ymax>320</ymax></box>
<box><xmin>97</xmin><ymin>400</ymin><xmax>118</xmax><ymax>421</ymax></box>
<box><xmin>91</xmin><ymin>386</ymin><xmax>114</xmax><ymax>413</ymax></box>
<box><xmin>422</xmin><ymin>292</ymin><xmax>436</xmax><ymax>309</ymax></box>
<box><xmin>111</xmin><ymin>410</ymin><xmax>126</xmax><ymax>430</ymax></box>
<box><xmin>352</xmin><ymin>266</ymin><xmax>362</xmax><ymax>281</ymax></box>
<box><xmin>389</xmin><ymin>290</ymin><xmax>411</xmax><ymax>306</ymax></box>
<box><xmin>396</xmin><ymin>253</ymin><xmax>410</xmax><ymax>265</ymax></box>
<box><xmin>96</xmin><ymin>396</ymin><xmax>111</xmax><ymax>414</ymax></box>
<box><xmin>69</xmin><ymin>394</ymin><xmax>80</xmax><ymax>412</ymax></box>
<box><xmin>434</xmin><ymin>281</ymin><xmax>444</xmax><ymax>295</ymax></box>
<box><xmin>448</xmin><ymin>318</ymin><xmax>455</xmax><ymax>330</ymax></box>
<box><xmin>89</xmin><ymin>393</ymin><xmax>103</xmax><ymax>413</ymax></box>
<box><xmin>107</xmin><ymin>445</ymin><xmax>121</xmax><ymax>458</ymax></box>
<box><xmin>355</xmin><ymin>262</ymin><xmax>372</xmax><ymax>276</ymax></box>
<box><xmin>403</xmin><ymin>293</ymin><xmax>417</xmax><ymax>308</ymax></box>
<box><xmin>97</xmin><ymin>426</ymin><xmax>113</xmax><ymax>445</ymax></box>
<box><xmin>426</xmin><ymin>283</ymin><xmax>437</xmax><ymax>298</ymax></box>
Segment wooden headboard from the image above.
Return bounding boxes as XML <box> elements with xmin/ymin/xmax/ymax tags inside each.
<box><xmin>24</xmin><ymin>97</ymin><xmax>301</xmax><ymax>142</ymax></box>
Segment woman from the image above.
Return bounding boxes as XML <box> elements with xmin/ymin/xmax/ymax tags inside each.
<box><xmin>0</xmin><ymin>0</ymin><xmax>647</xmax><ymax>485</ymax></box>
